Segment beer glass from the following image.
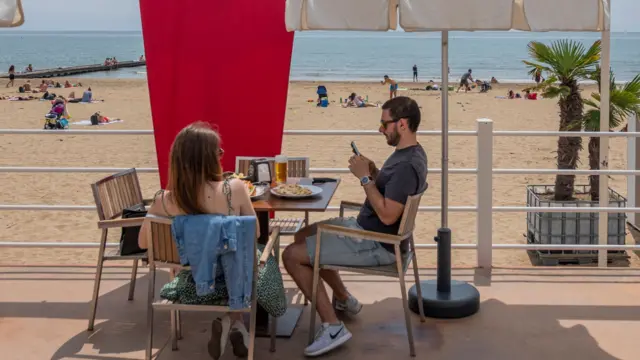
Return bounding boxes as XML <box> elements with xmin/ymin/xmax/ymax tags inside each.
<box><xmin>275</xmin><ymin>155</ymin><xmax>288</xmax><ymax>185</ymax></box>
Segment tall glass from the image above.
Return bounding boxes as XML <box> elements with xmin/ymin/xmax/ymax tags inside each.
<box><xmin>275</xmin><ymin>155</ymin><xmax>288</xmax><ymax>185</ymax></box>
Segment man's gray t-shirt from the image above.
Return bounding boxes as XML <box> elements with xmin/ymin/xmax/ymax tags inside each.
<box><xmin>356</xmin><ymin>144</ymin><xmax>428</xmax><ymax>254</ymax></box>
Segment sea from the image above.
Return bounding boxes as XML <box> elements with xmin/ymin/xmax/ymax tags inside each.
<box><xmin>1</xmin><ymin>30</ymin><xmax>640</xmax><ymax>83</ymax></box>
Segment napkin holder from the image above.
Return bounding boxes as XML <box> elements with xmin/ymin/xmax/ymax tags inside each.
<box><xmin>247</xmin><ymin>158</ymin><xmax>272</xmax><ymax>184</ymax></box>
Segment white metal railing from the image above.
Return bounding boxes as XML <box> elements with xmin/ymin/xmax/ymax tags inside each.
<box><xmin>2</xmin><ymin>119</ymin><xmax>640</xmax><ymax>268</ymax></box>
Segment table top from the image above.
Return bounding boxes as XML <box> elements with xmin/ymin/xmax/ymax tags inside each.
<box><xmin>252</xmin><ymin>179</ymin><xmax>341</xmax><ymax>212</ymax></box>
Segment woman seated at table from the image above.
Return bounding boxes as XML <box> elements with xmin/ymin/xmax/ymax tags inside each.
<box><xmin>138</xmin><ymin>122</ymin><xmax>286</xmax><ymax>360</ymax></box>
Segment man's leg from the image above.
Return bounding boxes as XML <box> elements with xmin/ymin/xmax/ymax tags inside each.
<box><xmin>282</xmin><ymin>241</ymin><xmax>340</xmax><ymax>324</ymax></box>
<box><xmin>293</xmin><ymin>225</ymin><xmax>350</xmax><ymax>301</ymax></box>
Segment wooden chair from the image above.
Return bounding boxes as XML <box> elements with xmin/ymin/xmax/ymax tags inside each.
<box><xmin>309</xmin><ymin>193</ymin><xmax>427</xmax><ymax>357</ymax></box>
<box><xmin>144</xmin><ymin>215</ymin><xmax>281</xmax><ymax>360</ymax></box>
<box><xmin>88</xmin><ymin>168</ymin><xmax>151</xmax><ymax>331</ymax></box>
<box><xmin>235</xmin><ymin>156</ymin><xmax>310</xmax><ymax>235</ymax></box>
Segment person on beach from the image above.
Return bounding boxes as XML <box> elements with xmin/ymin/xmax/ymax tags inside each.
<box><xmin>342</xmin><ymin>92</ymin><xmax>377</xmax><ymax>108</ymax></box>
<box><xmin>282</xmin><ymin>96</ymin><xmax>428</xmax><ymax>357</ymax></box>
<box><xmin>381</xmin><ymin>75</ymin><xmax>398</xmax><ymax>99</ymax></box>
<box><xmin>412</xmin><ymin>64</ymin><xmax>418</xmax><ymax>82</ymax></box>
<box><xmin>5</xmin><ymin>65</ymin><xmax>15</xmax><ymax>88</ymax></box>
<box><xmin>534</xmin><ymin>69</ymin><xmax>542</xmax><ymax>84</ymax></box>
<box><xmin>457</xmin><ymin>69</ymin><xmax>474</xmax><ymax>93</ymax></box>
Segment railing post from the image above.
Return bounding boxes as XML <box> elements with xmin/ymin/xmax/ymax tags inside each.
<box><xmin>627</xmin><ymin>113</ymin><xmax>640</xmax><ymax>226</ymax></box>
<box><xmin>477</xmin><ymin>119</ymin><xmax>493</xmax><ymax>269</ymax></box>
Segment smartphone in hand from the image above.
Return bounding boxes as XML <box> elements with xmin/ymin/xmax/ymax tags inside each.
<box><xmin>350</xmin><ymin>141</ymin><xmax>361</xmax><ymax>156</ymax></box>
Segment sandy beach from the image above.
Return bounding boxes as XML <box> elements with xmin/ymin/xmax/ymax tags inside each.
<box><xmin>0</xmin><ymin>78</ymin><xmax>636</xmax><ymax>268</ymax></box>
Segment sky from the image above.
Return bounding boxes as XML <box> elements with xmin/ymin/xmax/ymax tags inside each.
<box><xmin>10</xmin><ymin>0</ymin><xmax>640</xmax><ymax>32</ymax></box>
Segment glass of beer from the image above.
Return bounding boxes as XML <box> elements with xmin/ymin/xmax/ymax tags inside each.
<box><xmin>275</xmin><ymin>155</ymin><xmax>288</xmax><ymax>185</ymax></box>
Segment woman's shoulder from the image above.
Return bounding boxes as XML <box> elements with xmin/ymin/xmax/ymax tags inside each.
<box><xmin>226</xmin><ymin>178</ymin><xmax>250</xmax><ymax>195</ymax></box>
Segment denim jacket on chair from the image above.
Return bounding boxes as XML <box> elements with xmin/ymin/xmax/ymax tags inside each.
<box><xmin>171</xmin><ymin>214</ymin><xmax>256</xmax><ymax>310</ymax></box>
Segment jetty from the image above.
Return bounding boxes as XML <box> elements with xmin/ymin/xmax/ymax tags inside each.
<box><xmin>0</xmin><ymin>60</ymin><xmax>146</xmax><ymax>79</ymax></box>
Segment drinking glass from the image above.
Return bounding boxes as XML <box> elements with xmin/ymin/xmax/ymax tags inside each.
<box><xmin>275</xmin><ymin>155</ymin><xmax>288</xmax><ymax>185</ymax></box>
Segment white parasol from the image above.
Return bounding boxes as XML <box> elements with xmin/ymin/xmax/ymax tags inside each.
<box><xmin>286</xmin><ymin>0</ymin><xmax>612</xmax><ymax>317</ymax></box>
<box><xmin>0</xmin><ymin>0</ymin><xmax>24</xmax><ymax>28</ymax></box>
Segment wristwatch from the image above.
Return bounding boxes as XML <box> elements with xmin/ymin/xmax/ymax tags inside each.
<box><xmin>360</xmin><ymin>175</ymin><xmax>373</xmax><ymax>186</ymax></box>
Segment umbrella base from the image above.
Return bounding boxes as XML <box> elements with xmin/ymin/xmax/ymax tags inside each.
<box><xmin>408</xmin><ymin>280</ymin><xmax>480</xmax><ymax>319</ymax></box>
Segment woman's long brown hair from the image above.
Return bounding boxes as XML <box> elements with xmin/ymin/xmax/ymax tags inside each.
<box><xmin>167</xmin><ymin>122</ymin><xmax>223</xmax><ymax>214</ymax></box>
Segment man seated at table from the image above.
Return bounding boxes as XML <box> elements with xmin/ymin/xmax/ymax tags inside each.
<box><xmin>282</xmin><ymin>96</ymin><xmax>428</xmax><ymax>357</ymax></box>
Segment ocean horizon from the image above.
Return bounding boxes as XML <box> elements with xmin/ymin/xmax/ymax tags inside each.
<box><xmin>1</xmin><ymin>30</ymin><xmax>639</xmax><ymax>83</ymax></box>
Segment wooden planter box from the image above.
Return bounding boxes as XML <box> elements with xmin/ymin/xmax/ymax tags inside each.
<box><xmin>526</xmin><ymin>185</ymin><xmax>629</xmax><ymax>265</ymax></box>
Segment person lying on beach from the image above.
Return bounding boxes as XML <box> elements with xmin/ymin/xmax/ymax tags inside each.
<box><xmin>381</xmin><ymin>75</ymin><xmax>398</xmax><ymax>99</ymax></box>
<box><xmin>457</xmin><ymin>69</ymin><xmax>474</xmax><ymax>93</ymax></box>
<box><xmin>342</xmin><ymin>92</ymin><xmax>377</xmax><ymax>108</ymax></box>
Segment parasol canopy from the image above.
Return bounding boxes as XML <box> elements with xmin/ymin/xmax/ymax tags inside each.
<box><xmin>286</xmin><ymin>0</ymin><xmax>608</xmax><ymax>33</ymax></box>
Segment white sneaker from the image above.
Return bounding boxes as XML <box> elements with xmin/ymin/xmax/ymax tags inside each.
<box><xmin>334</xmin><ymin>294</ymin><xmax>362</xmax><ymax>316</ymax></box>
<box><xmin>304</xmin><ymin>322</ymin><xmax>352</xmax><ymax>357</ymax></box>
<box><xmin>229</xmin><ymin>320</ymin><xmax>250</xmax><ymax>358</ymax></box>
<box><xmin>208</xmin><ymin>315</ymin><xmax>230</xmax><ymax>360</ymax></box>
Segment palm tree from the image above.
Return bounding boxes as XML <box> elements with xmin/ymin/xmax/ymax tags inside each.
<box><xmin>583</xmin><ymin>67</ymin><xmax>640</xmax><ymax>200</ymax></box>
<box><xmin>523</xmin><ymin>39</ymin><xmax>601</xmax><ymax>201</ymax></box>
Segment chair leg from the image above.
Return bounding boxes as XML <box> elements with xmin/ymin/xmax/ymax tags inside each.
<box><xmin>146</xmin><ymin>265</ymin><xmax>157</xmax><ymax>360</ymax></box>
<box><xmin>308</xmin><ymin>229</ymin><xmax>323</xmax><ymax>345</ymax></box>
<box><xmin>248</xmin><ymin>240</ymin><xmax>259</xmax><ymax>360</ymax></box>
<box><xmin>176</xmin><ymin>310</ymin><xmax>183</xmax><ymax>340</ymax></box>
<box><xmin>269</xmin><ymin>315</ymin><xmax>277</xmax><ymax>352</ymax></box>
<box><xmin>128</xmin><ymin>258</ymin><xmax>139</xmax><ymax>301</ymax></box>
<box><xmin>270</xmin><ymin>236</ymin><xmax>279</xmax><ymax>352</ymax></box>
<box><xmin>396</xmin><ymin>247</ymin><xmax>416</xmax><ymax>357</ymax></box>
<box><xmin>170</xmin><ymin>310</ymin><xmax>178</xmax><ymax>351</ymax></box>
<box><xmin>411</xmin><ymin>252</ymin><xmax>426</xmax><ymax>322</ymax></box>
<box><xmin>88</xmin><ymin>230</ymin><xmax>108</xmax><ymax>331</ymax></box>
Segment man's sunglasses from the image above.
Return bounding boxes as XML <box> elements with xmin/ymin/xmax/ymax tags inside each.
<box><xmin>380</xmin><ymin>118</ymin><xmax>402</xmax><ymax>129</ymax></box>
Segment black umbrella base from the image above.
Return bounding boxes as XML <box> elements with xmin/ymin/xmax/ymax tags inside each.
<box><xmin>408</xmin><ymin>279</ymin><xmax>480</xmax><ymax>319</ymax></box>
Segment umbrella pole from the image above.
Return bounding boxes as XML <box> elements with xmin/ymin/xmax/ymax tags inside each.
<box><xmin>407</xmin><ymin>31</ymin><xmax>480</xmax><ymax>319</ymax></box>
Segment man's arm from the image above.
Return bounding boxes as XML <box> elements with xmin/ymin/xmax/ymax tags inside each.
<box><xmin>362</xmin><ymin>163</ymin><xmax>418</xmax><ymax>226</ymax></box>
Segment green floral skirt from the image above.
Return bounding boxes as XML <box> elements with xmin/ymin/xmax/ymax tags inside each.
<box><xmin>159</xmin><ymin>245</ymin><xmax>287</xmax><ymax>318</ymax></box>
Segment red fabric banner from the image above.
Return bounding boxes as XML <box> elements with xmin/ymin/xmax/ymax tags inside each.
<box><xmin>139</xmin><ymin>0</ymin><xmax>294</xmax><ymax>187</ymax></box>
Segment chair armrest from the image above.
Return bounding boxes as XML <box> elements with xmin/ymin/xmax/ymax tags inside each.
<box><xmin>339</xmin><ymin>201</ymin><xmax>363</xmax><ymax>217</ymax></box>
<box><xmin>98</xmin><ymin>217</ymin><xmax>145</xmax><ymax>229</ymax></box>
<box><xmin>317</xmin><ymin>223</ymin><xmax>409</xmax><ymax>245</ymax></box>
<box><xmin>260</xmin><ymin>226</ymin><xmax>280</xmax><ymax>265</ymax></box>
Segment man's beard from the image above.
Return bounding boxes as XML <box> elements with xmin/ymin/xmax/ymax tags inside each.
<box><xmin>385</xmin><ymin>129</ymin><xmax>400</xmax><ymax>146</ymax></box>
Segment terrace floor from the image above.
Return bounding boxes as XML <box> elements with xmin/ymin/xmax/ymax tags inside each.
<box><xmin>1</xmin><ymin>265</ymin><xmax>639</xmax><ymax>360</ymax></box>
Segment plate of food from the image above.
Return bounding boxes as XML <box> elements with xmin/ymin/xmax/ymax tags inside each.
<box><xmin>270</xmin><ymin>184</ymin><xmax>323</xmax><ymax>199</ymax></box>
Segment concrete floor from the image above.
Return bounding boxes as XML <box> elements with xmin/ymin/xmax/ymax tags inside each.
<box><xmin>1</xmin><ymin>265</ymin><xmax>639</xmax><ymax>360</ymax></box>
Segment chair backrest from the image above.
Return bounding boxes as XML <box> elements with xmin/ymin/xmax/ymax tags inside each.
<box><xmin>147</xmin><ymin>215</ymin><xmax>181</xmax><ymax>266</ymax></box>
<box><xmin>91</xmin><ymin>168</ymin><xmax>144</xmax><ymax>220</ymax></box>
<box><xmin>235</xmin><ymin>156</ymin><xmax>309</xmax><ymax>178</ymax></box>
<box><xmin>397</xmin><ymin>191</ymin><xmax>424</xmax><ymax>238</ymax></box>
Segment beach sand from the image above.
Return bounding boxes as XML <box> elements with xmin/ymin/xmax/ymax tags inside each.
<box><xmin>0</xmin><ymin>78</ymin><xmax>637</xmax><ymax>268</ymax></box>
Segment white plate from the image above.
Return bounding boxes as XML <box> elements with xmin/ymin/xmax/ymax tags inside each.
<box><xmin>250</xmin><ymin>185</ymin><xmax>267</xmax><ymax>200</ymax></box>
<box><xmin>270</xmin><ymin>184</ymin><xmax>323</xmax><ymax>199</ymax></box>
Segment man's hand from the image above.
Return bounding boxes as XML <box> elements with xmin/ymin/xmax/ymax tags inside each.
<box><xmin>348</xmin><ymin>155</ymin><xmax>371</xmax><ymax>179</ymax></box>
<box><xmin>359</xmin><ymin>155</ymin><xmax>379</xmax><ymax>179</ymax></box>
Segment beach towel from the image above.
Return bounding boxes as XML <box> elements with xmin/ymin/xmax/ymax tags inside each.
<box><xmin>72</xmin><ymin>119</ymin><xmax>123</xmax><ymax>126</ymax></box>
